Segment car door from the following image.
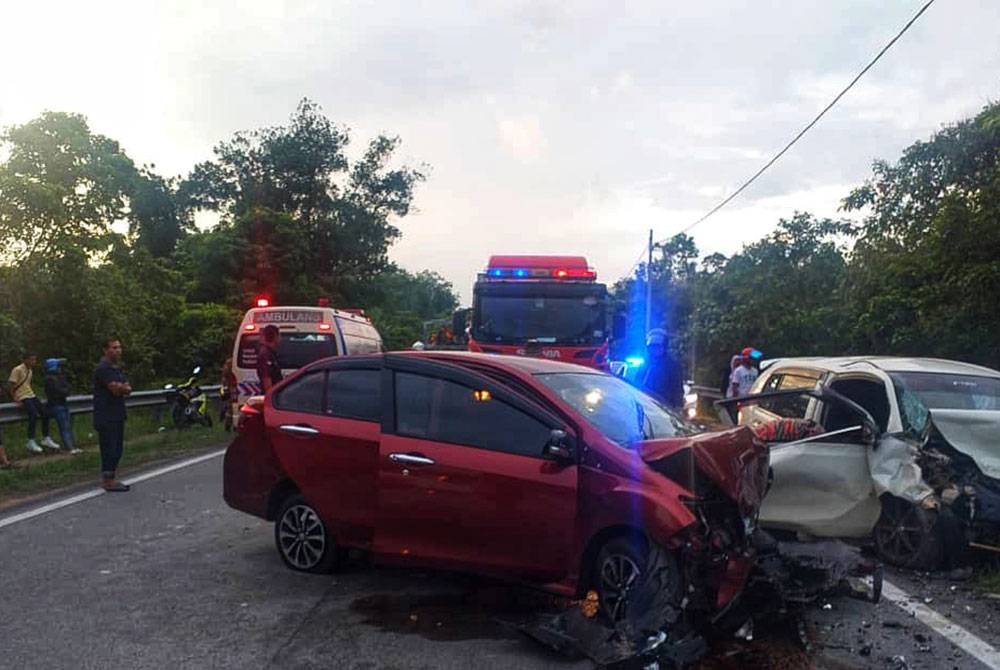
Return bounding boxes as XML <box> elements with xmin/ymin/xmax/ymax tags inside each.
<box><xmin>266</xmin><ymin>362</ymin><xmax>382</xmax><ymax>547</ymax></box>
<box><xmin>374</xmin><ymin>357</ymin><xmax>578</xmax><ymax>582</ymax></box>
<box><xmin>758</xmin><ymin>374</ymin><xmax>884</xmax><ymax>538</ymax></box>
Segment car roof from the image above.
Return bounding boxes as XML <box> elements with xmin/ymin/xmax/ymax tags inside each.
<box><xmin>763</xmin><ymin>356</ymin><xmax>1000</xmax><ymax>378</ymax></box>
<box><xmin>396</xmin><ymin>350</ymin><xmax>604</xmax><ymax>375</ymax></box>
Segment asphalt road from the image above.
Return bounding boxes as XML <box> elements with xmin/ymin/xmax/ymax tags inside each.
<box><xmin>1</xmin><ymin>451</ymin><xmax>998</xmax><ymax>670</ymax></box>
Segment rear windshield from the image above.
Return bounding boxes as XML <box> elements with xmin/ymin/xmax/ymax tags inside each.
<box><xmin>237</xmin><ymin>332</ymin><xmax>338</xmax><ymax>370</ymax></box>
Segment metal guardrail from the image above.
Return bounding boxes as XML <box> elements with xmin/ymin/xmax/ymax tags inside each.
<box><xmin>0</xmin><ymin>386</ymin><xmax>222</xmax><ymax>425</ymax></box>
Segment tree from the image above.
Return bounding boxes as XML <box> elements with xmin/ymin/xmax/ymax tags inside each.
<box><xmin>179</xmin><ymin>99</ymin><xmax>426</xmax><ymax>301</ymax></box>
<box><xmin>845</xmin><ymin>102</ymin><xmax>1000</xmax><ymax>366</ymax></box>
<box><xmin>0</xmin><ymin>112</ymin><xmax>137</xmax><ymax>261</ymax></box>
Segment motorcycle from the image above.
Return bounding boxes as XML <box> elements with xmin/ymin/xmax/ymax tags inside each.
<box><xmin>164</xmin><ymin>366</ymin><xmax>213</xmax><ymax>429</ymax></box>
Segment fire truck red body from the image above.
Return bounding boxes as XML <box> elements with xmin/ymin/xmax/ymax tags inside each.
<box><xmin>467</xmin><ymin>255</ymin><xmax>611</xmax><ymax>369</ymax></box>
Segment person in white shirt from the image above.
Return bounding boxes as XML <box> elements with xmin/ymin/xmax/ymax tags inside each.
<box><xmin>729</xmin><ymin>347</ymin><xmax>761</xmax><ymax>398</ymax></box>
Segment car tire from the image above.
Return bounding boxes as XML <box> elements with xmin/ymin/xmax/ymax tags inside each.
<box><xmin>274</xmin><ymin>494</ymin><xmax>338</xmax><ymax>574</ymax></box>
<box><xmin>594</xmin><ymin>535</ymin><xmax>681</xmax><ymax>624</ymax></box>
<box><xmin>873</xmin><ymin>495</ymin><xmax>942</xmax><ymax>570</ymax></box>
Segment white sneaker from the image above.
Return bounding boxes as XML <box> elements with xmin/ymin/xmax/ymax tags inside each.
<box><xmin>41</xmin><ymin>436</ymin><xmax>60</xmax><ymax>450</ymax></box>
<box><xmin>26</xmin><ymin>439</ymin><xmax>43</xmax><ymax>454</ymax></box>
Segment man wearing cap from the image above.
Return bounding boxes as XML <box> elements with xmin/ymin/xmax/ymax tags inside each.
<box><xmin>640</xmin><ymin>328</ymin><xmax>684</xmax><ymax>408</ymax></box>
<box><xmin>729</xmin><ymin>347</ymin><xmax>761</xmax><ymax>399</ymax></box>
<box><xmin>44</xmin><ymin>358</ymin><xmax>82</xmax><ymax>455</ymax></box>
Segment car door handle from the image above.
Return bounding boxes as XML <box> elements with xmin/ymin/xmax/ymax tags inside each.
<box><xmin>388</xmin><ymin>453</ymin><xmax>435</xmax><ymax>466</ymax></box>
<box><xmin>279</xmin><ymin>424</ymin><xmax>320</xmax><ymax>437</ymax></box>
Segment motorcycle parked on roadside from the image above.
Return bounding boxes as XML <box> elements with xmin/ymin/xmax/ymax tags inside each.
<box><xmin>164</xmin><ymin>366</ymin><xmax>213</xmax><ymax>429</ymax></box>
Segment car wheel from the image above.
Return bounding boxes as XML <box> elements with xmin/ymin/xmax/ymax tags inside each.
<box><xmin>595</xmin><ymin>535</ymin><xmax>680</xmax><ymax>624</ymax></box>
<box><xmin>873</xmin><ymin>495</ymin><xmax>942</xmax><ymax>570</ymax></box>
<box><xmin>274</xmin><ymin>494</ymin><xmax>338</xmax><ymax>574</ymax></box>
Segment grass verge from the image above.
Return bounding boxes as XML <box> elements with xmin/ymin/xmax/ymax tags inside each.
<box><xmin>0</xmin><ymin>407</ymin><xmax>229</xmax><ymax>505</ymax></box>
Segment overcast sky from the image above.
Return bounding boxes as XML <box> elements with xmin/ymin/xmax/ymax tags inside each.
<box><xmin>2</xmin><ymin>0</ymin><xmax>998</xmax><ymax>301</ymax></box>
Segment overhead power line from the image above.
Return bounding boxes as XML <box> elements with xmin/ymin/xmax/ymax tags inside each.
<box><xmin>664</xmin><ymin>0</ymin><xmax>936</xmax><ymax>242</ymax></box>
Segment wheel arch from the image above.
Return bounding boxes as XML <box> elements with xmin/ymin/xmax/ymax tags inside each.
<box><xmin>266</xmin><ymin>479</ymin><xmax>301</xmax><ymax>521</ymax></box>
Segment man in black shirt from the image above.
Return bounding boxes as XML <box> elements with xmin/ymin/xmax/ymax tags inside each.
<box><xmin>256</xmin><ymin>325</ymin><xmax>283</xmax><ymax>395</ymax></box>
<box><xmin>93</xmin><ymin>338</ymin><xmax>132</xmax><ymax>492</ymax></box>
<box><xmin>640</xmin><ymin>328</ymin><xmax>684</xmax><ymax>408</ymax></box>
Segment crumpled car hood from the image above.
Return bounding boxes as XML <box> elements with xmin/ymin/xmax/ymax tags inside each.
<box><xmin>930</xmin><ymin>409</ymin><xmax>1000</xmax><ymax>480</ymax></box>
<box><xmin>638</xmin><ymin>426</ymin><xmax>769</xmax><ymax>513</ymax></box>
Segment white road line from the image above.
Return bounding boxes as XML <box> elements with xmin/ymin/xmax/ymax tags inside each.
<box><xmin>0</xmin><ymin>448</ymin><xmax>226</xmax><ymax>530</ymax></box>
<box><xmin>883</xmin><ymin>579</ymin><xmax>1000</xmax><ymax>669</ymax></box>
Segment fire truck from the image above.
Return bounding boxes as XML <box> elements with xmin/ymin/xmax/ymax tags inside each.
<box><xmin>466</xmin><ymin>255</ymin><xmax>621</xmax><ymax>370</ymax></box>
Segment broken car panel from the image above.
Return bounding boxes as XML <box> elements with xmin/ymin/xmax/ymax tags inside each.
<box><xmin>725</xmin><ymin>356</ymin><xmax>1000</xmax><ymax>569</ymax></box>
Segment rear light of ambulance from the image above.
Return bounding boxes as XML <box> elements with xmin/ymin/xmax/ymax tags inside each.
<box><xmin>244</xmin><ymin>324</ymin><xmax>256</xmax><ymax>331</ymax></box>
<box><xmin>255</xmin><ymin>296</ymin><xmax>270</xmax><ymax>308</ymax></box>
<box><xmin>318</xmin><ymin>323</ymin><xmax>332</xmax><ymax>331</ymax></box>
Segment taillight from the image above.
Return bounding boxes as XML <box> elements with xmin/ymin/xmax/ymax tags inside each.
<box><xmin>244</xmin><ymin>324</ymin><xmax>256</xmax><ymax>331</ymax></box>
<box><xmin>240</xmin><ymin>395</ymin><xmax>265</xmax><ymax>417</ymax></box>
<box><xmin>318</xmin><ymin>323</ymin><xmax>332</xmax><ymax>331</ymax></box>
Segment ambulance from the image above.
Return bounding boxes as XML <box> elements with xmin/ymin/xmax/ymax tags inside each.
<box><xmin>232</xmin><ymin>298</ymin><xmax>383</xmax><ymax>409</ymax></box>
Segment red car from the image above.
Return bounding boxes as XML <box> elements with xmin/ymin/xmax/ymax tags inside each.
<box><xmin>223</xmin><ymin>351</ymin><xmax>768</xmax><ymax>621</ymax></box>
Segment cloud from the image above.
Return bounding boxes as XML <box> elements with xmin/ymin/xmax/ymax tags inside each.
<box><xmin>0</xmin><ymin>0</ymin><xmax>998</xmax><ymax>302</ymax></box>
<box><xmin>496</xmin><ymin>114</ymin><xmax>547</xmax><ymax>162</ymax></box>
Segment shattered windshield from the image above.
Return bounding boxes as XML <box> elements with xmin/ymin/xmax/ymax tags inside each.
<box><xmin>535</xmin><ymin>372</ymin><xmax>698</xmax><ymax>447</ymax></box>
<box><xmin>891</xmin><ymin>372</ymin><xmax>1000</xmax><ymax>433</ymax></box>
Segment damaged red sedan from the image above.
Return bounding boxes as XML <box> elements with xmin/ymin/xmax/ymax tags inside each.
<box><xmin>223</xmin><ymin>352</ymin><xmax>768</xmax><ymax>622</ymax></box>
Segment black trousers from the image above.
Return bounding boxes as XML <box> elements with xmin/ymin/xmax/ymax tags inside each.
<box><xmin>96</xmin><ymin>421</ymin><xmax>125</xmax><ymax>478</ymax></box>
<box><xmin>23</xmin><ymin>397</ymin><xmax>50</xmax><ymax>439</ymax></box>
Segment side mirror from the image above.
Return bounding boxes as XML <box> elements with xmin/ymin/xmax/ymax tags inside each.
<box><xmin>192</xmin><ymin>366</ymin><xmax>202</xmax><ymax>375</ymax></box>
<box><xmin>612</xmin><ymin>313</ymin><xmax>627</xmax><ymax>341</ymax></box>
<box><xmin>544</xmin><ymin>429</ymin><xmax>575</xmax><ymax>463</ymax></box>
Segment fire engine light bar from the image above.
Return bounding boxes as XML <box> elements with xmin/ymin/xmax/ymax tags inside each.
<box><xmin>553</xmin><ymin>268</ymin><xmax>597</xmax><ymax>279</ymax></box>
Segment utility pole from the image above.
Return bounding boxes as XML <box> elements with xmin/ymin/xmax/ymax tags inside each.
<box><xmin>644</xmin><ymin>229</ymin><xmax>653</xmax><ymax>335</ymax></box>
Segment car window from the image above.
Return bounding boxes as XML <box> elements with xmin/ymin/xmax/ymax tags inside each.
<box><xmin>325</xmin><ymin>369</ymin><xmax>380</xmax><ymax>422</ymax></box>
<box><xmin>535</xmin><ymin>372</ymin><xmax>697</xmax><ymax>447</ymax></box>
<box><xmin>757</xmin><ymin>372</ymin><xmax>817</xmax><ymax>418</ymax></box>
<box><xmin>273</xmin><ymin>371</ymin><xmax>325</xmax><ymax>414</ymax></box>
<box><xmin>337</xmin><ymin>318</ymin><xmax>383</xmax><ymax>355</ymax></box>
<box><xmin>394</xmin><ymin>372</ymin><xmax>551</xmax><ymax>457</ymax></box>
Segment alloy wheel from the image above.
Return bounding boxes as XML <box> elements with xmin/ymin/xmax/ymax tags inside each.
<box><xmin>599</xmin><ymin>553</ymin><xmax>641</xmax><ymax>622</ymax></box>
<box><xmin>277</xmin><ymin>505</ymin><xmax>326</xmax><ymax>571</ymax></box>
<box><xmin>874</xmin><ymin>499</ymin><xmax>934</xmax><ymax>567</ymax></box>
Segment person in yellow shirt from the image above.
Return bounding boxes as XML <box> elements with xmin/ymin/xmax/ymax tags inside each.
<box><xmin>7</xmin><ymin>353</ymin><xmax>59</xmax><ymax>454</ymax></box>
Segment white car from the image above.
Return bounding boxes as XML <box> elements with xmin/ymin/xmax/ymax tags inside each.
<box><xmin>732</xmin><ymin>356</ymin><xmax>1000</xmax><ymax>569</ymax></box>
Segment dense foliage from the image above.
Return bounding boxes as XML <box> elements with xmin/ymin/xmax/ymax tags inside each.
<box><xmin>0</xmin><ymin>101</ymin><xmax>456</xmax><ymax>390</ymax></box>
<box><xmin>617</xmin><ymin>101</ymin><xmax>1000</xmax><ymax>385</ymax></box>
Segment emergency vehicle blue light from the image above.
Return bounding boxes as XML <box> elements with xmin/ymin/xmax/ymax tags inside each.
<box><xmin>626</xmin><ymin>356</ymin><xmax>645</xmax><ymax>367</ymax></box>
<box><xmin>489</xmin><ymin>268</ymin><xmax>506</xmax><ymax>277</ymax></box>
<box><xmin>513</xmin><ymin>268</ymin><xmax>529</xmax><ymax>278</ymax></box>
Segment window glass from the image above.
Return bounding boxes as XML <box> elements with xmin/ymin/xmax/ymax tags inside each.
<box><xmin>891</xmin><ymin>372</ymin><xmax>1000</xmax><ymax>433</ymax></box>
<box><xmin>273</xmin><ymin>371</ymin><xmax>325</xmax><ymax>414</ymax></box>
<box><xmin>394</xmin><ymin>372</ymin><xmax>551</xmax><ymax>457</ymax></box>
<box><xmin>535</xmin><ymin>372</ymin><xmax>696</xmax><ymax>447</ymax></box>
<box><xmin>758</xmin><ymin>373</ymin><xmax>816</xmax><ymax>419</ymax></box>
<box><xmin>337</xmin><ymin>318</ymin><xmax>383</xmax><ymax>354</ymax></box>
<box><xmin>237</xmin><ymin>332</ymin><xmax>337</xmax><ymax>370</ymax></box>
<box><xmin>326</xmin><ymin>369</ymin><xmax>380</xmax><ymax>421</ymax></box>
